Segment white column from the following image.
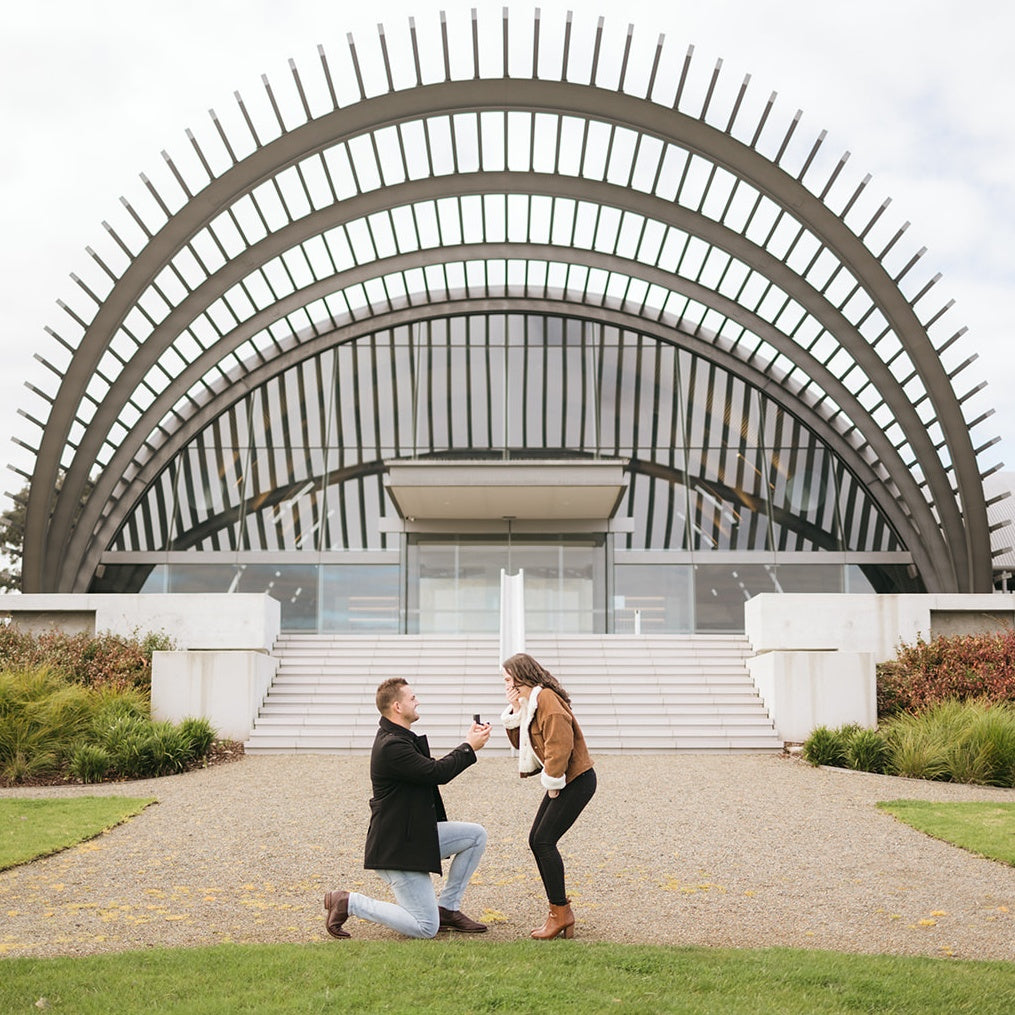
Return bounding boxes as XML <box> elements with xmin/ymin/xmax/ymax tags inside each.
<box><xmin>499</xmin><ymin>568</ymin><xmax>526</xmax><ymax>662</ymax></box>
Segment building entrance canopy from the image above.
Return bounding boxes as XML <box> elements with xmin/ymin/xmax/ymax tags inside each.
<box><xmin>384</xmin><ymin>459</ymin><xmax>628</xmax><ymax>524</ymax></box>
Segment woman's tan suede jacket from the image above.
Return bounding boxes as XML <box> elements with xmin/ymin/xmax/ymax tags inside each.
<box><xmin>501</xmin><ymin>686</ymin><xmax>593</xmax><ymax>791</ymax></box>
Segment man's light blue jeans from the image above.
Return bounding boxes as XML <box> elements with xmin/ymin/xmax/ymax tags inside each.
<box><xmin>347</xmin><ymin>821</ymin><xmax>487</xmax><ymax>938</ymax></box>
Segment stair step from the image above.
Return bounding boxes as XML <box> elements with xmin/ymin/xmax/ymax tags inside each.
<box><xmin>246</xmin><ymin>633</ymin><xmax>781</xmax><ymax>754</ymax></box>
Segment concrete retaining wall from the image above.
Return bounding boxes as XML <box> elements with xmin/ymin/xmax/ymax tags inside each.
<box><xmin>151</xmin><ymin>650</ymin><xmax>278</xmax><ymax>741</ymax></box>
<box><xmin>0</xmin><ymin>593</ymin><xmax>281</xmax><ymax>652</ymax></box>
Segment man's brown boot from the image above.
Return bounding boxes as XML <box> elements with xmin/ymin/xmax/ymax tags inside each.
<box><xmin>324</xmin><ymin>890</ymin><xmax>351</xmax><ymax>938</ymax></box>
<box><xmin>438</xmin><ymin>906</ymin><xmax>488</xmax><ymax>933</ymax></box>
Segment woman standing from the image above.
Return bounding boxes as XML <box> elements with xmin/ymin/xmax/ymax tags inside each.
<box><xmin>500</xmin><ymin>652</ymin><xmax>596</xmax><ymax>940</ymax></box>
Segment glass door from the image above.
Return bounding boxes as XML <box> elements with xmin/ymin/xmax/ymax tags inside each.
<box><xmin>407</xmin><ymin>536</ymin><xmax>604</xmax><ymax>634</ymax></box>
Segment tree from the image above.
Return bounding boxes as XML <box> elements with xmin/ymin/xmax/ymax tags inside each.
<box><xmin>0</xmin><ymin>476</ymin><xmax>100</xmax><ymax>594</ymax></box>
<box><xmin>0</xmin><ymin>484</ymin><xmax>28</xmax><ymax>593</ymax></box>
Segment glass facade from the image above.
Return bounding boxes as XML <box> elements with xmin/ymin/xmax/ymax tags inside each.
<box><xmin>96</xmin><ymin>313</ymin><xmax>920</xmax><ymax>631</ymax></box>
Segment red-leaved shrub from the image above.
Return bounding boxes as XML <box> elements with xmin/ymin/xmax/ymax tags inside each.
<box><xmin>877</xmin><ymin>631</ymin><xmax>1015</xmax><ymax>717</ymax></box>
<box><xmin>0</xmin><ymin>625</ymin><xmax>171</xmax><ymax>694</ymax></box>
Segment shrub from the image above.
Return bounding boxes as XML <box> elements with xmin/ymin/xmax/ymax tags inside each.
<box><xmin>179</xmin><ymin>717</ymin><xmax>216</xmax><ymax>762</ymax></box>
<box><xmin>93</xmin><ymin>713</ymin><xmax>214</xmax><ymax>779</ymax></box>
<box><xmin>875</xmin><ymin>660</ymin><xmax>911</xmax><ymax>718</ymax></box>
<box><xmin>877</xmin><ymin>632</ymin><xmax>1015</xmax><ymax>717</ymax></box>
<box><xmin>801</xmin><ymin>725</ymin><xmax>850</xmax><ymax>767</ymax></box>
<box><xmin>0</xmin><ymin>626</ymin><xmax>173</xmax><ymax>694</ymax></box>
<box><xmin>882</xmin><ymin>711</ymin><xmax>952</xmax><ymax>781</ymax></box>
<box><xmin>2</xmin><ymin>748</ymin><xmax>58</xmax><ymax>784</ymax></box>
<box><xmin>96</xmin><ymin>714</ymin><xmax>154</xmax><ymax>777</ymax></box>
<box><xmin>91</xmin><ymin>685</ymin><xmax>149</xmax><ymax>727</ymax></box>
<box><xmin>947</xmin><ymin>702</ymin><xmax>1015</xmax><ymax>786</ymax></box>
<box><xmin>804</xmin><ymin>703</ymin><xmax>1015</xmax><ymax>787</ymax></box>
<box><xmin>0</xmin><ymin>667</ymin><xmax>66</xmax><ymax>711</ymax></box>
<box><xmin>0</xmin><ymin>666</ymin><xmax>219</xmax><ymax>785</ymax></box>
<box><xmin>68</xmin><ymin>743</ymin><xmax>113</xmax><ymax>783</ymax></box>
<box><xmin>0</xmin><ymin>733</ymin><xmax>60</xmax><ymax>783</ymax></box>
<box><xmin>845</xmin><ymin>728</ymin><xmax>890</xmax><ymax>774</ymax></box>
<box><xmin>148</xmin><ymin>722</ymin><xmax>194</xmax><ymax>775</ymax></box>
<box><xmin>802</xmin><ymin>724</ymin><xmax>887</xmax><ymax>772</ymax></box>
<box><xmin>882</xmin><ymin>701</ymin><xmax>1015</xmax><ymax>786</ymax></box>
<box><xmin>29</xmin><ymin>684</ymin><xmax>94</xmax><ymax>740</ymax></box>
<box><xmin>0</xmin><ymin>667</ymin><xmax>81</xmax><ymax>782</ymax></box>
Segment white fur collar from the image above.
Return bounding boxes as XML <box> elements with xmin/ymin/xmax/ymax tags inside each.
<box><xmin>501</xmin><ymin>686</ymin><xmax>542</xmax><ymax>775</ymax></box>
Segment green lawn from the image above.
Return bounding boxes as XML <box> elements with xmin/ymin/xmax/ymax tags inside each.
<box><xmin>1</xmin><ymin>940</ymin><xmax>1013</xmax><ymax>1014</ymax></box>
<box><xmin>0</xmin><ymin>796</ymin><xmax>155</xmax><ymax>871</ymax></box>
<box><xmin>3</xmin><ymin>798</ymin><xmax>1014</xmax><ymax>1012</ymax></box>
<box><xmin>877</xmin><ymin>801</ymin><xmax>1015</xmax><ymax>866</ymax></box>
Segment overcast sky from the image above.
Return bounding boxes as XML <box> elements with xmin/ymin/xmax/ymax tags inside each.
<box><xmin>2</xmin><ymin>0</ymin><xmax>1013</xmax><ymax>513</ymax></box>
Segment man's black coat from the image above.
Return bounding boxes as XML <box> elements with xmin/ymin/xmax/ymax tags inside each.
<box><xmin>363</xmin><ymin>715</ymin><xmax>477</xmax><ymax>874</ymax></box>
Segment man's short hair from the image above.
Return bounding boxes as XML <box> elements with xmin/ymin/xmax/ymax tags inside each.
<box><xmin>376</xmin><ymin>677</ymin><xmax>408</xmax><ymax>715</ymax></box>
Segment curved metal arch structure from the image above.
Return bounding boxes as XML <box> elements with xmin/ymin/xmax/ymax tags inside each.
<box><xmin>17</xmin><ymin>9</ymin><xmax>1001</xmax><ymax>594</ymax></box>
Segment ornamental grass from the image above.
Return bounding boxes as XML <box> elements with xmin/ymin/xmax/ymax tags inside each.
<box><xmin>803</xmin><ymin>700</ymin><xmax>1015</xmax><ymax>787</ymax></box>
<box><xmin>0</xmin><ymin>627</ymin><xmax>217</xmax><ymax>785</ymax></box>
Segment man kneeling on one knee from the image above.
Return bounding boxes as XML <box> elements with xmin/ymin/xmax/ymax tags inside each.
<box><xmin>325</xmin><ymin>677</ymin><xmax>492</xmax><ymax>939</ymax></box>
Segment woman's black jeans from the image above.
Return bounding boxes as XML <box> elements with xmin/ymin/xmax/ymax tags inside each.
<box><xmin>528</xmin><ymin>767</ymin><xmax>597</xmax><ymax>906</ymax></box>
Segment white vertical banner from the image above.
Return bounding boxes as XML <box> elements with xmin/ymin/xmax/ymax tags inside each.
<box><xmin>499</xmin><ymin>567</ymin><xmax>526</xmax><ymax>663</ymax></box>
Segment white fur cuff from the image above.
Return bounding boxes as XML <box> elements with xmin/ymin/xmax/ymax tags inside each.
<box><xmin>540</xmin><ymin>770</ymin><xmax>567</xmax><ymax>791</ymax></box>
<box><xmin>501</xmin><ymin>704</ymin><xmax>522</xmax><ymax>729</ymax></box>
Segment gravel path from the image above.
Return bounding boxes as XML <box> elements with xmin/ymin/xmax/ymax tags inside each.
<box><xmin>2</xmin><ymin>750</ymin><xmax>1014</xmax><ymax>961</ymax></box>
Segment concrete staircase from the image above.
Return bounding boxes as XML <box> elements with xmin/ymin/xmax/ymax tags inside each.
<box><xmin>244</xmin><ymin>634</ymin><xmax>783</xmax><ymax>754</ymax></box>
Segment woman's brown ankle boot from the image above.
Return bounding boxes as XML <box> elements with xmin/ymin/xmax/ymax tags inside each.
<box><xmin>530</xmin><ymin>901</ymin><xmax>575</xmax><ymax>939</ymax></box>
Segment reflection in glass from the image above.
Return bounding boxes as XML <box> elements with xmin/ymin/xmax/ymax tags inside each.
<box><xmin>513</xmin><ymin>544</ymin><xmax>597</xmax><ymax>634</ymax></box>
<box><xmin>320</xmin><ymin>565</ymin><xmax>400</xmax><ymax>632</ymax></box>
<box><xmin>772</xmin><ymin>564</ymin><xmax>843</xmax><ymax>594</ymax></box>
<box><xmin>687</xmin><ymin>447</ymin><xmax>771</xmax><ymax>551</ymax></box>
<box><xmin>169</xmin><ymin>446</ymin><xmax>248</xmax><ymax>552</ymax></box>
<box><xmin>165</xmin><ymin>563</ymin><xmax>242</xmax><ymax>593</ymax></box>
<box><xmin>846</xmin><ymin>564</ymin><xmax>876</xmax><ymax>594</ymax></box>
<box><xmin>849</xmin><ymin>563</ymin><xmax>924</xmax><ymax>594</ymax></box>
<box><xmin>693</xmin><ymin>564</ymin><xmax>782</xmax><ymax>631</ymax></box>
<box><xmin>767</xmin><ymin>425</ymin><xmax>842</xmax><ymax>551</ymax></box>
<box><xmin>241</xmin><ymin>450</ymin><xmax>324</xmax><ymax>552</ymax></box>
<box><xmin>103</xmin><ymin>310</ymin><xmax>918</xmax><ymax>634</ymax></box>
<box><xmin>230</xmin><ymin>564</ymin><xmax>319</xmax><ymax>630</ymax></box>
<box><xmin>414</xmin><ymin>543</ymin><xmax>500</xmax><ymax>633</ymax></box>
<box><xmin>90</xmin><ymin>563</ymin><xmax>160</xmax><ymax>593</ymax></box>
<box><xmin>613</xmin><ymin>564</ymin><xmax>693</xmax><ymax>632</ymax></box>
<box><xmin>836</xmin><ymin>463</ymin><xmax>902</xmax><ymax>552</ymax></box>
<box><xmin>162</xmin><ymin>563</ymin><xmax>319</xmax><ymax>630</ymax></box>
<box><xmin>115</xmin><ymin>314</ymin><xmax>907</xmax><ymax>562</ymax></box>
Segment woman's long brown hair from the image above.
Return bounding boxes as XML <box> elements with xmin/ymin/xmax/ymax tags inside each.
<box><xmin>502</xmin><ymin>652</ymin><xmax>571</xmax><ymax>705</ymax></box>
